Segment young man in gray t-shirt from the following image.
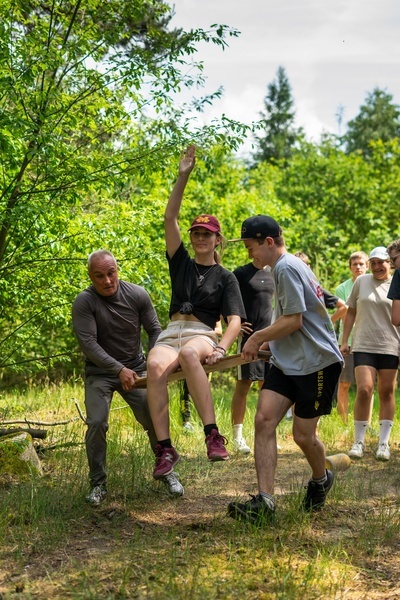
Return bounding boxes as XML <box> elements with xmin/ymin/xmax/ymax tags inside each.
<box><xmin>228</xmin><ymin>216</ymin><xmax>343</xmax><ymax>525</ymax></box>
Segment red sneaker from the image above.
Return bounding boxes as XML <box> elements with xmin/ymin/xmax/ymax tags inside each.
<box><xmin>153</xmin><ymin>444</ymin><xmax>180</xmax><ymax>479</ymax></box>
<box><xmin>206</xmin><ymin>429</ymin><xmax>229</xmax><ymax>461</ymax></box>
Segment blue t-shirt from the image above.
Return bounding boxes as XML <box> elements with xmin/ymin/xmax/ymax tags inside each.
<box><xmin>269</xmin><ymin>254</ymin><xmax>343</xmax><ymax>375</ymax></box>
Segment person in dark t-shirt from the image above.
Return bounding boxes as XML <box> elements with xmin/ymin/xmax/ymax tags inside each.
<box><xmin>387</xmin><ymin>238</ymin><xmax>400</xmax><ymax>326</ymax></box>
<box><xmin>72</xmin><ymin>250</ymin><xmax>183</xmax><ymax>505</ymax></box>
<box><xmin>146</xmin><ymin>145</ymin><xmax>246</xmax><ymax>481</ymax></box>
<box><xmin>231</xmin><ymin>261</ymin><xmax>274</xmax><ymax>454</ymax></box>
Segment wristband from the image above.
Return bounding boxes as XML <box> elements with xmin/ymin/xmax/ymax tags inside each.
<box><xmin>214</xmin><ymin>346</ymin><xmax>226</xmax><ymax>356</ymax></box>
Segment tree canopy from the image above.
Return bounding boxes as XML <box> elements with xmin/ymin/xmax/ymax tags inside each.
<box><xmin>1</xmin><ymin>6</ymin><xmax>399</xmax><ymax>388</ymax></box>
<box><xmin>0</xmin><ymin>0</ymin><xmax>246</xmax><ymax>385</ymax></box>
<box><xmin>342</xmin><ymin>88</ymin><xmax>400</xmax><ymax>156</ymax></box>
<box><xmin>252</xmin><ymin>66</ymin><xmax>303</xmax><ymax>164</ymax></box>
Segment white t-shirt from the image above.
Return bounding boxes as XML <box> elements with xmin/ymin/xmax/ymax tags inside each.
<box><xmin>346</xmin><ymin>274</ymin><xmax>400</xmax><ymax>356</ymax></box>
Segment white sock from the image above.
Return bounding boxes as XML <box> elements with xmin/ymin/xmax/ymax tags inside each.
<box><xmin>379</xmin><ymin>420</ymin><xmax>393</xmax><ymax>445</ymax></box>
<box><xmin>233</xmin><ymin>424</ymin><xmax>243</xmax><ymax>441</ymax></box>
<box><xmin>354</xmin><ymin>420</ymin><xmax>369</xmax><ymax>444</ymax></box>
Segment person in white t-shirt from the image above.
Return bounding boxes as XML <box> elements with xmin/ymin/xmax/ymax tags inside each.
<box><xmin>334</xmin><ymin>252</ymin><xmax>368</xmax><ymax>422</ymax></box>
<box><xmin>341</xmin><ymin>247</ymin><xmax>400</xmax><ymax>462</ymax></box>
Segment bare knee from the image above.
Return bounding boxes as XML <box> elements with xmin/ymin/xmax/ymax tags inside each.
<box><xmin>293</xmin><ymin>428</ymin><xmax>317</xmax><ymax>450</ymax></box>
<box><xmin>254</xmin><ymin>410</ymin><xmax>276</xmax><ymax>436</ymax></box>
<box><xmin>178</xmin><ymin>345</ymin><xmax>202</xmax><ymax>368</ymax></box>
<box><xmin>356</xmin><ymin>386</ymin><xmax>374</xmax><ymax>403</ymax></box>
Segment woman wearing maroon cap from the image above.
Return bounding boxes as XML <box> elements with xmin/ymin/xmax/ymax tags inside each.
<box><xmin>146</xmin><ymin>145</ymin><xmax>246</xmax><ymax>483</ymax></box>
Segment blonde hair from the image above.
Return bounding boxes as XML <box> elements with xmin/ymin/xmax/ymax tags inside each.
<box><xmin>294</xmin><ymin>251</ymin><xmax>310</xmax><ymax>265</ymax></box>
<box><xmin>348</xmin><ymin>251</ymin><xmax>368</xmax><ymax>268</ymax></box>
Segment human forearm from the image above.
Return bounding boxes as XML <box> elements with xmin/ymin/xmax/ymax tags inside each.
<box><xmin>165</xmin><ymin>173</ymin><xmax>191</xmax><ymax>221</ymax></box>
<box><xmin>216</xmin><ymin>316</ymin><xmax>241</xmax><ymax>352</ymax></box>
<box><xmin>76</xmin><ymin>334</ymin><xmax>124</xmax><ymax>375</ymax></box>
<box><xmin>253</xmin><ymin>313</ymin><xmax>302</xmax><ymax>345</ymax></box>
<box><xmin>330</xmin><ymin>302</ymin><xmax>347</xmax><ymax>323</ymax></box>
<box><xmin>341</xmin><ymin>307</ymin><xmax>356</xmax><ymax>345</ymax></box>
<box><xmin>391</xmin><ymin>299</ymin><xmax>400</xmax><ymax>327</ymax></box>
<box><xmin>242</xmin><ymin>314</ymin><xmax>302</xmax><ymax>360</ymax></box>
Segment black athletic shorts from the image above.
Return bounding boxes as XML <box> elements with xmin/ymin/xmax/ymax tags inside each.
<box><xmin>262</xmin><ymin>362</ymin><xmax>342</xmax><ymax>419</ymax></box>
<box><xmin>353</xmin><ymin>352</ymin><xmax>399</xmax><ymax>370</ymax></box>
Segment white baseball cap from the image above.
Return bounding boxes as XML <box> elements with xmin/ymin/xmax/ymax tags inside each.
<box><xmin>369</xmin><ymin>246</ymin><xmax>389</xmax><ymax>260</ymax></box>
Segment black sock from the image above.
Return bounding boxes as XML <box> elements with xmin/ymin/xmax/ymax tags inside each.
<box><xmin>158</xmin><ymin>438</ymin><xmax>172</xmax><ymax>448</ymax></box>
<box><xmin>204</xmin><ymin>424</ymin><xmax>218</xmax><ymax>436</ymax></box>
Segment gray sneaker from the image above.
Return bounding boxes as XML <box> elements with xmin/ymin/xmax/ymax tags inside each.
<box><xmin>86</xmin><ymin>485</ymin><xmax>107</xmax><ymax>506</ymax></box>
<box><xmin>162</xmin><ymin>471</ymin><xmax>184</xmax><ymax>497</ymax></box>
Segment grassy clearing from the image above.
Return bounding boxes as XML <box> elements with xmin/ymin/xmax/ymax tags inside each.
<box><xmin>1</xmin><ymin>376</ymin><xmax>400</xmax><ymax>599</ymax></box>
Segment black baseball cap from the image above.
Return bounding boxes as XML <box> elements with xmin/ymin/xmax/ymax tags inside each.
<box><xmin>230</xmin><ymin>215</ymin><xmax>282</xmax><ymax>242</ymax></box>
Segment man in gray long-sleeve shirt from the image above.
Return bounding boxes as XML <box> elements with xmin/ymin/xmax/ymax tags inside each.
<box><xmin>72</xmin><ymin>249</ymin><xmax>184</xmax><ymax>504</ymax></box>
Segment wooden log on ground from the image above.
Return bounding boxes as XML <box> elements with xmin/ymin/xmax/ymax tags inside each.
<box><xmin>0</xmin><ymin>428</ymin><xmax>48</xmax><ymax>439</ymax></box>
<box><xmin>134</xmin><ymin>350</ymin><xmax>271</xmax><ymax>389</ymax></box>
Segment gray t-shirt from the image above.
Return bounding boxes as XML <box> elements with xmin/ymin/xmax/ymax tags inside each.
<box><xmin>347</xmin><ymin>274</ymin><xmax>400</xmax><ymax>356</ymax></box>
<box><xmin>269</xmin><ymin>254</ymin><xmax>343</xmax><ymax>375</ymax></box>
<box><xmin>72</xmin><ymin>280</ymin><xmax>162</xmax><ymax>376</ymax></box>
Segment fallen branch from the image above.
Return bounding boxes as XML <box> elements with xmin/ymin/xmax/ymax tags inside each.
<box><xmin>0</xmin><ymin>416</ymin><xmax>80</xmax><ymax>426</ymax></box>
<box><xmin>0</xmin><ymin>428</ymin><xmax>48</xmax><ymax>439</ymax></box>
<box><xmin>73</xmin><ymin>398</ymin><xmax>87</xmax><ymax>423</ymax></box>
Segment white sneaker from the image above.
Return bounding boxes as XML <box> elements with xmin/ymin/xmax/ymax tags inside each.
<box><xmin>182</xmin><ymin>421</ymin><xmax>194</xmax><ymax>433</ymax></box>
<box><xmin>162</xmin><ymin>471</ymin><xmax>184</xmax><ymax>497</ymax></box>
<box><xmin>376</xmin><ymin>442</ymin><xmax>390</xmax><ymax>461</ymax></box>
<box><xmin>348</xmin><ymin>440</ymin><xmax>364</xmax><ymax>459</ymax></box>
<box><xmin>85</xmin><ymin>485</ymin><xmax>107</xmax><ymax>506</ymax></box>
<box><xmin>233</xmin><ymin>437</ymin><xmax>251</xmax><ymax>454</ymax></box>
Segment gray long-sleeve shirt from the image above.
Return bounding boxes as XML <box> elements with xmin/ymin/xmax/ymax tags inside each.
<box><xmin>72</xmin><ymin>280</ymin><xmax>162</xmax><ymax>376</ymax></box>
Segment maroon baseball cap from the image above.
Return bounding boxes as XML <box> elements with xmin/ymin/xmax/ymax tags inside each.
<box><xmin>188</xmin><ymin>214</ymin><xmax>221</xmax><ymax>233</ymax></box>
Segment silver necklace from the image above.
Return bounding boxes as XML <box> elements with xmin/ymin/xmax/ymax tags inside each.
<box><xmin>193</xmin><ymin>261</ymin><xmax>216</xmax><ymax>286</ymax></box>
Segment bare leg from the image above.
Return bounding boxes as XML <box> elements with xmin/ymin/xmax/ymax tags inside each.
<box><xmin>377</xmin><ymin>369</ymin><xmax>397</xmax><ymax>421</ymax></box>
<box><xmin>231</xmin><ymin>379</ymin><xmax>253</xmax><ymax>424</ymax></box>
<box><xmin>178</xmin><ymin>339</ymin><xmax>218</xmax><ymax>425</ymax></box>
<box><xmin>292</xmin><ymin>415</ymin><xmax>325</xmax><ymax>479</ymax></box>
<box><xmin>337</xmin><ymin>381</ymin><xmax>350</xmax><ymax>423</ymax></box>
<box><xmin>254</xmin><ymin>390</ymin><xmax>291</xmax><ymax>494</ymax></box>
<box><xmin>353</xmin><ymin>366</ymin><xmax>376</xmax><ymax>421</ymax></box>
<box><xmin>146</xmin><ymin>345</ymin><xmax>180</xmax><ymax>441</ymax></box>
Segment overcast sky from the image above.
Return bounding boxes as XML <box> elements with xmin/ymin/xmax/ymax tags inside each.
<box><xmin>169</xmin><ymin>0</ymin><xmax>400</xmax><ymax>147</ymax></box>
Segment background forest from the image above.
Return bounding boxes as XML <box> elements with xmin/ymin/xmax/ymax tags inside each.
<box><xmin>1</xmin><ymin>0</ymin><xmax>400</xmax><ymax>388</ymax></box>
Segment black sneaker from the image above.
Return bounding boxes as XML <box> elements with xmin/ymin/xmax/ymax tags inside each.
<box><xmin>227</xmin><ymin>494</ymin><xmax>275</xmax><ymax>525</ymax></box>
<box><xmin>302</xmin><ymin>469</ymin><xmax>334</xmax><ymax>512</ymax></box>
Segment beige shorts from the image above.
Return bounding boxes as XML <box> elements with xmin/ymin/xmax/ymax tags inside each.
<box><xmin>155</xmin><ymin>320</ymin><xmax>218</xmax><ymax>352</ymax></box>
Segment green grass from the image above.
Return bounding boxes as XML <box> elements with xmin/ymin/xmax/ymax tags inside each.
<box><xmin>1</xmin><ymin>378</ymin><xmax>400</xmax><ymax>598</ymax></box>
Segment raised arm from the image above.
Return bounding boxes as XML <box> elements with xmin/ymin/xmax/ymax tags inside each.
<box><xmin>164</xmin><ymin>145</ymin><xmax>196</xmax><ymax>258</ymax></box>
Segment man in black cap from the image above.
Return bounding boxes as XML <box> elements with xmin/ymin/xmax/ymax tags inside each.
<box><xmin>228</xmin><ymin>216</ymin><xmax>343</xmax><ymax>525</ymax></box>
